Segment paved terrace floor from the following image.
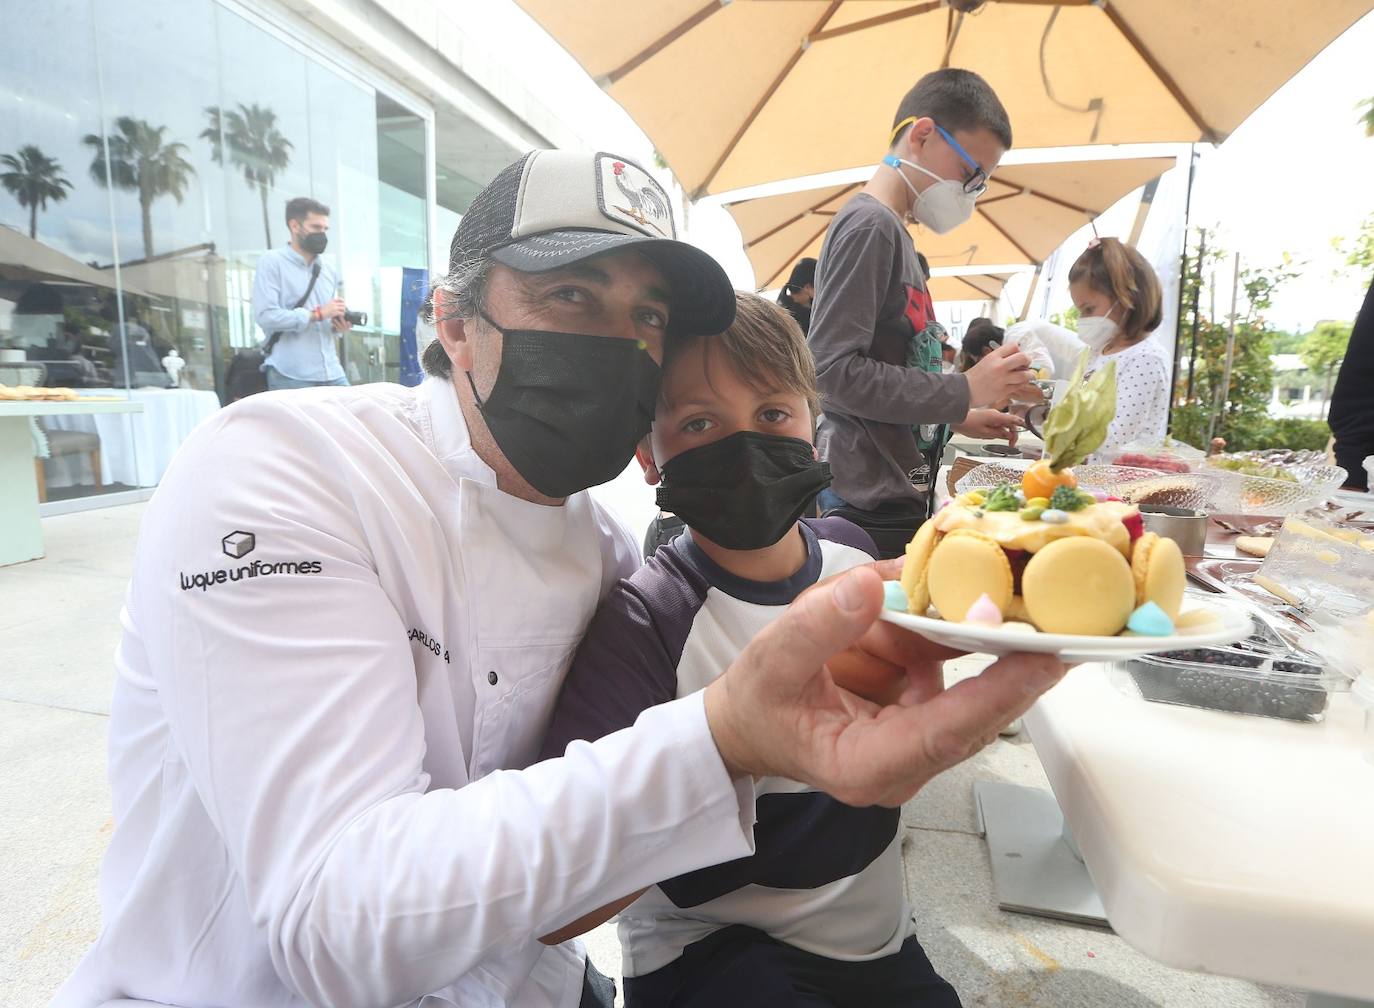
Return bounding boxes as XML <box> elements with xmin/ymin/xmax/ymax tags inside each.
<box><xmin>0</xmin><ymin>495</ymin><xmax>1301</xmax><ymax>1007</ymax></box>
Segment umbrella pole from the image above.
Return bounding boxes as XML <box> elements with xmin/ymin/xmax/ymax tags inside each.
<box><xmin>1170</xmin><ymin>145</ymin><xmax>1200</xmax><ymax>419</ymax></box>
<box><xmin>1125</xmin><ymin>177</ymin><xmax>1159</xmax><ymax>248</ymax></box>
<box><xmin>1206</xmin><ymin>253</ymin><xmax>1242</xmax><ymax>446</ymax></box>
<box><xmin>1018</xmin><ymin>264</ymin><xmax>1043</xmax><ymax>322</ymax></box>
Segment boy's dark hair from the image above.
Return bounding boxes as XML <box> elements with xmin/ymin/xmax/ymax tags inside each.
<box><xmin>1067</xmin><ymin>238</ymin><xmax>1163</xmax><ymax>343</ymax></box>
<box><xmin>285</xmin><ymin>197</ymin><xmax>330</xmax><ymax>227</ymax></box>
<box><xmin>664</xmin><ymin>291</ymin><xmax>820</xmax><ymax>417</ymax></box>
<box><xmin>891</xmin><ymin>68</ymin><xmax>1012</xmax><ymax>150</ymax></box>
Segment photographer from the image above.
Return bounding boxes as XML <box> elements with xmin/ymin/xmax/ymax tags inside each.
<box><xmin>252</xmin><ymin>196</ymin><xmax>358</xmax><ymax>390</ymax></box>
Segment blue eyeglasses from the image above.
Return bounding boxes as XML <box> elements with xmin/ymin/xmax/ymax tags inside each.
<box><xmin>934</xmin><ymin>123</ymin><xmax>989</xmax><ymax>196</ymax></box>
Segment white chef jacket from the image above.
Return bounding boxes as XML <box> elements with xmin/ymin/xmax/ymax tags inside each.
<box><xmin>54</xmin><ymin>377</ymin><xmax>756</xmax><ymax>1008</ymax></box>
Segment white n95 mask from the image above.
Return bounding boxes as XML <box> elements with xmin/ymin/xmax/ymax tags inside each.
<box><xmin>1076</xmin><ymin>307</ymin><xmax>1119</xmax><ymax>351</ymax></box>
<box><xmin>882</xmin><ymin>154</ymin><xmax>977</xmax><ymax>234</ymax></box>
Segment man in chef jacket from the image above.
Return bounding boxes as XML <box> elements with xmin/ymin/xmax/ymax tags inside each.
<box><xmin>54</xmin><ymin>150</ymin><xmax>1066</xmax><ymax>1008</ymax></box>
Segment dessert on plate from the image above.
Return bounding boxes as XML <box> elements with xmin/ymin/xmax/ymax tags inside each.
<box><xmin>899</xmin><ymin>354</ymin><xmax>1198</xmax><ymax>638</ymax></box>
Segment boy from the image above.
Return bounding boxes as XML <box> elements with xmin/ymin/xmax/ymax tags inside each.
<box><xmin>810</xmin><ymin>68</ymin><xmax>1035</xmax><ymax>558</ymax></box>
<box><xmin>539</xmin><ymin>292</ymin><xmax>962</xmax><ymax>1008</ymax></box>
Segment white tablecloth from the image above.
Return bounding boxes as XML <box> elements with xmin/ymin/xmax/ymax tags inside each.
<box><xmin>41</xmin><ymin>388</ymin><xmax>221</xmax><ymax>489</ymax></box>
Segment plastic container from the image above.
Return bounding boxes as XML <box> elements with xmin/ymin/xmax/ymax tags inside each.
<box><xmin>1353</xmin><ymin>674</ymin><xmax>1374</xmax><ymax>766</ymax></box>
<box><xmin>1112</xmin><ymin>615</ymin><xmax>1339</xmax><ymax>723</ymax></box>
<box><xmin>1257</xmin><ymin>514</ymin><xmax>1374</xmax><ymax>622</ymax></box>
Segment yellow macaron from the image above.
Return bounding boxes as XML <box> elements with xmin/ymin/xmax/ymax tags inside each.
<box><xmin>900</xmin><ymin>519</ymin><xmax>941</xmax><ymax>615</ymax></box>
<box><xmin>1130</xmin><ymin>532</ymin><xmax>1185</xmax><ymax>620</ymax></box>
<box><xmin>926</xmin><ymin>529</ymin><xmax>1014</xmax><ymax>622</ymax></box>
<box><xmin>1021</xmin><ymin>536</ymin><xmax>1136</xmax><ymax>636</ymax></box>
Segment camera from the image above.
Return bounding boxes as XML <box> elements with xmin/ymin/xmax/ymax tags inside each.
<box><xmin>343</xmin><ymin>309</ymin><xmax>368</xmax><ymax>326</ymax></box>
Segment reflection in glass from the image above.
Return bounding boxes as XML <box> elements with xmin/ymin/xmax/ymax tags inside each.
<box><xmin>0</xmin><ymin>145</ymin><xmax>73</xmax><ymax>239</ymax></box>
<box><xmin>83</xmin><ymin>116</ymin><xmax>197</xmax><ymax>260</ymax></box>
<box><xmin>202</xmin><ymin>103</ymin><xmax>294</xmax><ymax>248</ymax></box>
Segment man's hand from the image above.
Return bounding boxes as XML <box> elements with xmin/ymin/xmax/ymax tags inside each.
<box><xmin>702</xmin><ymin>566</ymin><xmax>1067</xmax><ymax>808</ymax></box>
<box><xmin>316</xmin><ymin>297</ymin><xmax>347</xmax><ymax>322</ymax></box>
<box><xmin>965</xmin><ymin>344</ymin><xmax>1036</xmax><ymax>408</ymax></box>
<box><xmin>953</xmin><ymin>408</ymin><xmax>1024</xmax><ymax>445</ymax></box>
<box><xmin>332</xmin><ymin>316</ymin><xmax>353</xmax><ymax>334</ymax></box>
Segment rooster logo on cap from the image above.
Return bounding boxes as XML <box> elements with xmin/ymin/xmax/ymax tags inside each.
<box><xmin>611</xmin><ymin>161</ymin><xmax>669</xmax><ymax>236</ymax></box>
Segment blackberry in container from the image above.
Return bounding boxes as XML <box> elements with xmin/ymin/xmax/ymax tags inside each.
<box><xmin>1114</xmin><ymin>616</ymin><xmax>1339</xmax><ymax>723</ymax></box>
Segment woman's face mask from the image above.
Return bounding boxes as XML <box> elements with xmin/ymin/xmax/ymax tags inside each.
<box><xmin>1076</xmin><ymin>302</ymin><xmax>1120</xmax><ymax>351</ymax></box>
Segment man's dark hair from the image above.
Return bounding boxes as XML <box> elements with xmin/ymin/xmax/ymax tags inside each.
<box><xmin>285</xmin><ymin>197</ymin><xmax>330</xmax><ymax>227</ymax></box>
<box><xmin>891</xmin><ymin>68</ymin><xmax>1012</xmax><ymax>150</ymax></box>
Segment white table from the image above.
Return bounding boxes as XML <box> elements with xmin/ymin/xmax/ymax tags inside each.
<box><xmin>40</xmin><ymin>387</ymin><xmax>220</xmax><ymax>489</ymax></box>
<box><xmin>1023</xmin><ymin>667</ymin><xmax>1374</xmax><ymax>1003</ymax></box>
<box><xmin>0</xmin><ymin>400</ymin><xmax>143</xmax><ymax>566</ymax></box>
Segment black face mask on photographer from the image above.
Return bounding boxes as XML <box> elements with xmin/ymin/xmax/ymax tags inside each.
<box><xmin>465</xmin><ymin>312</ymin><xmax>661</xmax><ymax>499</ymax></box>
<box><xmin>656</xmin><ymin>431</ymin><xmax>833</xmax><ymax>551</ymax></box>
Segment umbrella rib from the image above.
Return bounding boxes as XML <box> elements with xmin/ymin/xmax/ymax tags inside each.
<box><xmin>602</xmin><ymin>1</ymin><xmax>727</xmax><ymax>86</ymax></box>
<box><xmin>977</xmin><ymin>210</ymin><xmax>1038</xmax><ymax>265</ymax></box>
<box><xmin>697</xmin><ymin>1</ymin><xmax>843</xmax><ymax>196</ymax></box>
<box><xmin>764</xmin><ymin>219</ymin><xmax>831</xmax><ymax>291</ymax></box>
<box><xmin>985</xmin><ymin>184</ymin><xmax>1100</xmax><ymax>217</ymax></box>
<box><xmin>1100</xmin><ymin>5</ymin><xmax>1222</xmax><ymax>144</ymax></box>
<box><xmin>961</xmin><ymin>277</ymin><xmax>1002</xmax><ymax>301</ymax></box>
<box><xmin>809</xmin><ymin>2</ymin><xmax>942</xmax><ymax>44</ymax></box>
<box><xmin>743</xmin><ymin>183</ymin><xmax>859</xmax><ymax>248</ymax></box>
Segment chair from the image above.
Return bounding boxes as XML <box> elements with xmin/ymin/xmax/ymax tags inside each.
<box><xmin>1</xmin><ymin>362</ymin><xmax>105</xmax><ymax>502</ymax></box>
<box><xmin>36</xmin><ymin>429</ymin><xmax>103</xmax><ymax>503</ymax></box>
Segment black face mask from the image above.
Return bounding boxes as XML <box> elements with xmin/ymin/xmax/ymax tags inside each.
<box><xmin>656</xmin><ymin>431</ymin><xmax>832</xmax><ymax>550</ymax></box>
<box><xmin>300</xmin><ymin>231</ymin><xmax>328</xmax><ymax>255</ymax></box>
<box><xmin>467</xmin><ymin>312</ymin><xmax>660</xmax><ymax>499</ymax></box>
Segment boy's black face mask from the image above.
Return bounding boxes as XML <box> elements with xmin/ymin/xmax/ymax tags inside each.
<box><xmin>656</xmin><ymin>431</ymin><xmax>832</xmax><ymax>551</ymax></box>
<box><xmin>466</xmin><ymin>312</ymin><xmax>660</xmax><ymax>499</ymax></box>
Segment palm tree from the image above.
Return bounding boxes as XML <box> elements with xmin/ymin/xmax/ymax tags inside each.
<box><xmin>0</xmin><ymin>144</ymin><xmax>73</xmax><ymax>239</ymax></box>
<box><xmin>202</xmin><ymin>103</ymin><xmax>293</xmax><ymax>248</ymax></box>
<box><xmin>83</xmin><ymin>117</ymin><xmax>196</xmax><ymax>260</ymax></box>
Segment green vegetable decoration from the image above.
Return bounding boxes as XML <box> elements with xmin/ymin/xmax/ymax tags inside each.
<box><xmin>982</xmin><ymin>483</ymin><xmax>1021</xmax><ymax>512</ymax></box>
<box><xmin>1041</xmin><ymin>350</ymin><xmax>1118</xmax><ymax>472</ymax></box>
<box><xmin>1049</xmin><ymin>485</ymin><xmax>1094</xmax><ymax>512</ymax></box>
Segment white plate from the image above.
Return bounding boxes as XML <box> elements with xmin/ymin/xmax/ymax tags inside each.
<box><xmin>879</xmin><ymin>591</ymin><xmax>1254</xmax><ymax>662</ymax></box>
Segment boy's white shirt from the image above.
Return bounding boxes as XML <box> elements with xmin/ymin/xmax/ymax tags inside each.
<box><xmin>54</xmin><ymin>376</ymin><xmax>755</xmax><ymax>1008</ymax></box>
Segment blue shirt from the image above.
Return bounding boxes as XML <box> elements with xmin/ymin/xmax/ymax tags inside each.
<box><xmin>251</xmin><ymin>245</ymin><xmax>344</xmax><ymax>382</ymax></box>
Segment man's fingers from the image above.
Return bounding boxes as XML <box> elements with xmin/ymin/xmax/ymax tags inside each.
<box><xmin>869</xmin><ymin>557</ymin><xmax>905</xmax><ymax>581</ymax></box>
<box><xmin>858</xmin><ymin>619</ymin><xmax>964</xmax><ymax>669</ymax></box>
<box><xmin>906</xmin><ymin>653</ymin><xmax>1067</xmax><ymax>772</ymax></box>
<box><xmin>750</xmin><ymin>567</ymin><xmax>885</xmax><ymax>693</ymax></box>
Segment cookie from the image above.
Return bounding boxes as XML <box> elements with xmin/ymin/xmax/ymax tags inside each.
<box><xmin>1021</xmin><ymin>537</ymin><xmax>1135</xmax><ymax>636</ymax></box>
<box><xmin>926</xmin><ymin>529</ymin><xmax>1013</xmax><ymax>622</ymax></box>
<box><xmin>1235</xmin><ymin>535</ymin><xmax>1273</xmax><ymax>558</ymax></box>
<box><xmin>1130</xmin><ymin>532</ymin><xmax>1185</xmax><ymax>619</ymax></box>
<box><xmin>900</xmin><ymin>519</ymin><xmax>940</xmax><ymax>615</ymax></box>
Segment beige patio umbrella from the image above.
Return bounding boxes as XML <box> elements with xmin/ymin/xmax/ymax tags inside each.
<box><xmin>925</xmin><ymin>270</ymin><xmax>1016</xmax><ymax>302</ymax></box>
<box><xmin>516</xmin><ymin>0</ymin><xmax>1371</xmax><ymax>196</ymax></box>
<box><xmin>728</xmin><ymin>155</ymin><xmax>1172</xmax><ymax>289</ymax></box>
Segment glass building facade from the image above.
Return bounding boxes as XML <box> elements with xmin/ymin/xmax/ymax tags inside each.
<box><xmin>0</xmin><ymin>0</ymin><xmax>523</xmax><ymax>503</ymax></box>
